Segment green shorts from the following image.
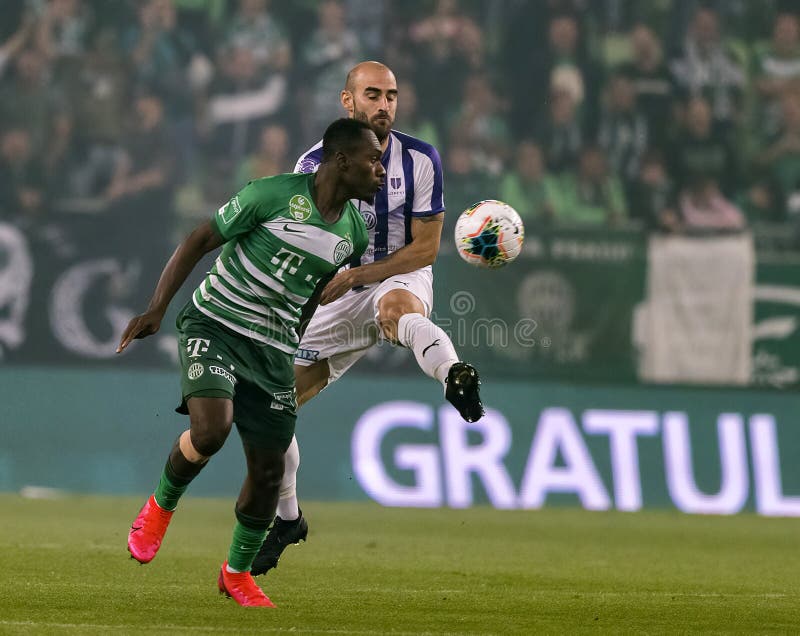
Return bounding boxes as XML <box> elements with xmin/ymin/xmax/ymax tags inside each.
<box><xmin>175</xmin><ymin>302</ymin><xmax>296</xmax><ymax>452</ymax></box>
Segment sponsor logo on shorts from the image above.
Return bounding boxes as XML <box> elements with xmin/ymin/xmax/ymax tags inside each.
<box><xmin>187</xmin><ymin>363</ymin><xmax>204</xmax><ymax>380</ymax></box>
<box><xmin>271</xmin><ymin>389</ymin><xmax>296</xmax><ymax>410</ymax></box>
<box><xmin>333</xmin><ymin>239</ymin><xmax>353</xmax><ymax>265</ymax></box>
<box><xmin>295</xmin><ymin>348</ymin><xmax>320</xmax><ymax>362</ymax></box>
<box><xmin>187</xmin><ymin>337</ymin><xmax>210</xmax><ymax>358</ymax></box>
<box><xmin>218</xmin><ymin>196</ymin><xmax>242</xmax><ymax>225</ymax></box>
<box><xmin>289</xmin><ymin>194</ymin><xmax>312</xmax><ymax>221</ymax></box>
<box><xmin>209</xmin><ymin>365</ymin><xmax>237</xmax><ymax>386</ymax></box>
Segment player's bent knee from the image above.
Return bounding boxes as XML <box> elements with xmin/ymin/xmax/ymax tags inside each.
<box><xmin>245</xmin><ymin>448</ymin><xmax>285</xmax><ymax>489</ymax></box>
<box><xmin>179</xmin><ymin>429</ymin><xmax>209</xmax><ymax>463</ymax></box>
<box><xmin>377</xmin><ymin>292</ymin><xmax>426</xmax><ymax>341</ymax></box>
<box><xmin>186</xmin><ymin>396</ymin><xmax>233</xmax><ymax>457</ymax></box>
<box><xmin>190</xmin><ymin>427</ymin><xmax>230</xmax><ymax>458</ymax></box>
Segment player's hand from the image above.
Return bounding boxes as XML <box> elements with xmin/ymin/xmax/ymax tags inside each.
<box><xmin>116</xmin><ymin>310</ymin><xmax>163</xmax><ymax>353</ymax></box>
<box><xmin>320</xmin><ymin>269</ymin><xmax>359</xmax><ymax>305</ymax></box>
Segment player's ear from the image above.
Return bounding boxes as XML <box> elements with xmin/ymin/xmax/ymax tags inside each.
<box><xmin>336</xmin><ymin>150</ymin><xmax>350</xmax><ymax>171</ymax></box>
<box><xmin>341</xmin><ymin>90</ymin><xmax>354</xmax><ymax>116</ymax></box>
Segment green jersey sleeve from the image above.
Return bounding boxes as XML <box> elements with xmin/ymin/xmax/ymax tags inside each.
<box><xmin>211</xmin><ymin>179</ymin><xmax>274</xmax><ymax>241</ymax></box>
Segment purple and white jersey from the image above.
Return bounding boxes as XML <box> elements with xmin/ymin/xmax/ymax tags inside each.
<box><xmin>294</xmin><ymin>129</ymin><xmax>444</xmax><ymax>267</ymax></box>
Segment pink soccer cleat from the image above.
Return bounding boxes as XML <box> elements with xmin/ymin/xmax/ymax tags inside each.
<box><xmin>127</xmin><ymin>494</ymin><xmax>174</xmax><ymax>564</ymax></box>
<box><xmin>218</xmin><ymin>561</ymin><xmax>276</xmax><ymax>608</ymax></box>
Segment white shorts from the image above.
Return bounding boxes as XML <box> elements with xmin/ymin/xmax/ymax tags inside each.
<box><xmin>295</xmin><ymin>267</ymin><xmax>433</xmax><ymax>382</ymax></box>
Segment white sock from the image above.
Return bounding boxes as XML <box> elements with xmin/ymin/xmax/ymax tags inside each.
<box><xmin>396</xmin><ymin>313</ymin><xmax>459</xmax><ymax>385</ymax></box>
<box><xmin>276</xmin><ymin>435</ymin><xmax>300</xmax><ymax>520</ymax></box>
<box><xmin>225</xmin><ymin>563</ymin><xmax>242</xmax><ymax>573</ymax></box>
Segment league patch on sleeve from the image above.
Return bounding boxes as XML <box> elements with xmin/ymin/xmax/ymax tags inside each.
<box><xmin>218</xmin><ymin>196</ymin><xmax>242</xmax><ymax>225</ymax></box>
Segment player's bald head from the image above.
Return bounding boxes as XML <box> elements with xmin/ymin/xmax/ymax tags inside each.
<box><xmin>344</xmin><ymin>61</ymin><xmax>395</xmax><ymax>92</ymax></box>
<box><xmin>341</xmin><ymin>61</ymin><xmax>397</xmax><ymax>143</ymax></box>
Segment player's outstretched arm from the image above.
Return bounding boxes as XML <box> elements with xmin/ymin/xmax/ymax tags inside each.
<box><xmin>116</xmin><ymin>221</ymin><xmax>224</xmax><ymax>353</ymax></box>
<box><xmin>321</xmin><ymin>213</ymin><xmax>443</xmax><ymax>302</ymax></box>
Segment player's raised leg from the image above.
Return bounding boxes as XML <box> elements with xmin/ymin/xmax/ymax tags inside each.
<box><xmin>218</xmin><ymin>442</ymin><xmax>284</xmax><ymax>607</ymax></box>
<box><xmin>379</xmin><ymin>289</ymin><xmax>484</xmax><ymax>422</ymax></box>
<box><xmin>128</xmin><ymin>397</ymin><xmax>232</xmax><ymax>563</ymax></box>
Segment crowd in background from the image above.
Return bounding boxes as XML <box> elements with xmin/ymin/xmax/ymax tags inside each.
<box><xmin>4</xmin><ymin>0</ymin><xmax>800</xmax><ymax>253</ymax></box>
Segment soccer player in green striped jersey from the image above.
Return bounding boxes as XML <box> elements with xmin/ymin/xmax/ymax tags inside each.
<box><xmin>116</xmin><ymin>118</ymin><xmax>383</xmax><ymax>608</ymax></box>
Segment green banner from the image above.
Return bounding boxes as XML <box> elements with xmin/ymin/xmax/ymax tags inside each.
<box><xmin>437</xmin><ymin>227</ymin><xmax>647</xmax><ymax>382</ymax></box>
<box><xmin>4</xmin><ymin>368</ymin><xmax>800</xmax><ymax>516</ymax></box>
<box><xmin>753</xmin><ymin>255</ymin><xmax>800</xmax><ymax>389</ymax></box>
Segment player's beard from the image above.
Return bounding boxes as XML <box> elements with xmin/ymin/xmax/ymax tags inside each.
<box><xmin>354</xmin><ymin>108</ymin><xmax>392</xmax><ymax>143</ymax></box>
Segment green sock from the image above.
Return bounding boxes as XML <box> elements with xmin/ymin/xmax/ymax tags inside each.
<box><xmin>153</xmin><ymin>462</ymin><xmax>189</xmax><ymax>511</ymax></box>
<box><xmin>227</xmin><ymin>511</ymin><xmax>270</xmax><ymax>572</ymax></box>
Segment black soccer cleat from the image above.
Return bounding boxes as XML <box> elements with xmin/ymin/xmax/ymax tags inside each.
<box><xmin>445</xmin><ymin>362</ymin><xmax>484</xmax><ymax>422</ymax></box>
<box><xmin>250</xmin><ymin>511</ymin><xmax>308</xmax><ymax>576</ymax></box>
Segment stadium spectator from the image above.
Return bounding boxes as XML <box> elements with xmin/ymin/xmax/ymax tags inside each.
<box><xmin>534</xmin><ymin>84</ymin><xmax>585</xmax><ymax>173</ymax></box>
<box><xmin>678</xmin><ymin>176</ymin><xmax>746</xmax><ymax>232</ymax></box>
<box><xmin>299</xmin><ymin>0</ymin><xmax>361</xmax><ymax>142</ymax></box>
<box><xmin>408</xmin><ymin>0</ymin><xmax>485</xmax><ymax>135</ymax></box>
<box><xmin>596</xmin><ymin>72</ymin><xmax>649</xmax><ymax>196</ymax></box>
<box><xmin>221</xmin><ymin>0</ymin><xmax>291</xmax><ymax>75</ymax></box>
<box><xmin>499</xmin><ymin>141</ymin><xmax>562</xmax><ymax>226</ymax></box>
<box><xmin>394</xmin><ymin>80</ymin><xmax>440</xmax><ymax>150</ymax></box>
<box><xmin>204</xmin><ymin>46</ymin><xmax>287</xmax><ymax>176</ymax></box>
<box><xmin>553</xmin><ymin>144</ymin><xmax>627</xmax><ymax>225</ymax></box>
<box><xmin>668</xmin><ymin>95</ymin><xmax>739</xmax><ymax>197</ymax></box>
<box><xmin>123</xmin><ymin>0</ymin><xmax>203</xmax><ymax>180</ymax></box>
<box><xmin>442</xmin><ymin>141</ymin><xmax>498</xmax><ymax>238</ymax></box>
<box><xmin>617</xmin><ymin>23</ymin><xmax>676</xmax><ymax>146</ymax></box>
<box><xmin>522</xmin><ymin>12</ymin><xmax>601</xmax><ymax>135</ymax></box>
<box><xmin>628</xmin><ymin>150</ymin><xmax>680</xmax><ymax>232</ymax></box>
<box><xmin>756</xmin><ymin>89</ymin><xmax>800</xmax><ymax>222</ymax></box>
<box><xmin>449</xmin><ymin>72</ymin><xmax>510</xmax><ymax>176</ymax></box>
<box><xmin>0</xmin><ymin>6</ymin><xmax>34</xmax><ymax>80</ymax></box>
<box><xmin>172</xmin><ymin>0</ymin><xmax>227</xmax><ymax>56</ymax></box>
<box><xmin>0</xmin><ymin>127</ymin><xmax>46</xmax><ymax>224</ymax></box>
<box><xmin>233</xmin><ymin>123</ymin><xmax>290</xmax><ymax>189</ymax></box>
<box><xmin>753</xmin><ymin>12</ymin><xmax>800</xmax><ymax>140</ymax></box>
<box><xmin>123</xmin><ymin>0</ymin><xmax>198</xmax><ymax>106</ymax></box>
<box><xmin>72</xmin><ymin>27</ymin><xmax>129</xmax><ymax>148</ymax></box>
<box><xmin>34</xmin><ymin>0</ymin><xmax>91</xmax><ymax>65</ymax></box>
<box><xmin>0</xmin><ymin>47</ymin><xmax>64</xmax><ymax>154</ymax></box>
<box><xmin>105</xmin><ymin>91</ymin><xmax>177</xmax><ymax>282</ymax></box>
<box><xmin>342</xmin><ymin>0</ymin><xmax>385</xmax><ymax>59</ymax></box>
<box><xmin>669</xmin><ymin>5</ymin><xmax>747</xmax><ymax>130</ymax></box>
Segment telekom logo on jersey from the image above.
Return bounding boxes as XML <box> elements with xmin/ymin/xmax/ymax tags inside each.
<box><xmin>350</xmin><ymin>402</ymin><xmax>800</xmax><ymax>516</ymax></box>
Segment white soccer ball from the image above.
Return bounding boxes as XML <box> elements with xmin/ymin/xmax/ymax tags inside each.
<box><xmin>454</xmin><ymin>200</ymin><xmax>525</xmax><ymax>269</ymax></box>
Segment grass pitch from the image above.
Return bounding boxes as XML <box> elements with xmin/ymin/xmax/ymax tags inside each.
<box><xmin>0</xmin><ymin>494</ymin><xmax>798</xmax><ymax>634</ymax></box>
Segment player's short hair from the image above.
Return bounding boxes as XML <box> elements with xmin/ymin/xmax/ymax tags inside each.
<box><xmin>321</xmin><ymin>118</ymin><xmax>372</xmax><ymax>162</ymax></box>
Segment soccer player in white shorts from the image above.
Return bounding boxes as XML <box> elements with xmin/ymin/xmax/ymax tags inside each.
<box><xmin>251</xmin><ymin>62</ymin><xmax>484</xmax><ymax>576</ymax></box>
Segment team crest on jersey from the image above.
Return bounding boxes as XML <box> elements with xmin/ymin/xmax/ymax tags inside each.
<box><xmin>298</xmin><ymin>157</ymin><xmax>319</xmax><ymax>174</ymax></box>
<box><xmin>390</xmin><ymin>177</ymin><xmax>402</xmax><ymax>190</ymax></box>
<box><xmin>333</xmin><ymin>239</ymin><xmax>353</xmax><ymax>265</ymax></box>
<box><xmin>289</xmin><ymin>194</ymin><xmax>312</xmax><ymax>221</ymax></box>
<box><xmin>187</xmin><ymin>363</ymin><xmax>204</xmax><ymax>380</ymax></box>
<box><xmin>361</xmin><ymin>210</ymin><xmax>377</xmax><ymax>230</ymax></box>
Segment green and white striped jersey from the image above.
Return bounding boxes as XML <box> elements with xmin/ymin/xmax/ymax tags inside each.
<box><xmin>193</xmin><ymin>172</ymin><xmax>368</xmax><ymax>354</ymax></box>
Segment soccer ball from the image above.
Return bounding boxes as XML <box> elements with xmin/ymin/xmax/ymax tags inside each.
<box><xmin>454</xmin><ymin>200</ymin><xmax>525</xmax><ymax>268</ymax></box>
